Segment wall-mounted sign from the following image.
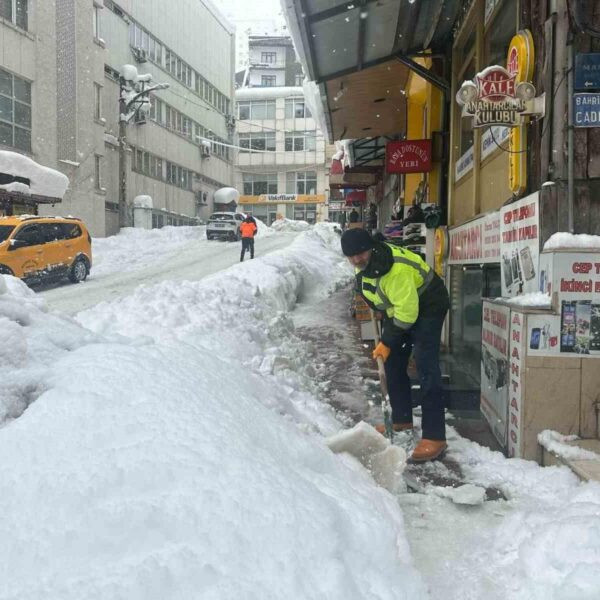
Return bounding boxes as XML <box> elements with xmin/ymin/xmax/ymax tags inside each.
<box><xmin>448</xmin><ymin>211</ymin><xmax>501</xmax><ymax>265</ymax></box>
<box><xmin>508</xmin><ymin>30</ymin><xmax>535</xmax><ymax>196</ymax></box>
<box><xmin>385</xmin><ymin>140</ymin><xmax>432</xmax><ymax>174</ymax></box>
<box><xmin>239</xmin><ymin>194</ymin><xmax>326</xmax><ymax>204</ymax></box>
<box><xmin>574</xmin><ymin>53</ymin><xmax>600</xmax><ymax>90</ymax></box>
<box><xmin>573</xmin><ymin>93</ymin><xmax>600</xmax><ymax>128</ymax></box>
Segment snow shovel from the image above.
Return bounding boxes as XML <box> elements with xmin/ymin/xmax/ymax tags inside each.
<box><xmin>371</xmin><ymin>309</ymin><xmax>394</xmax><ymax>443</ymax></box>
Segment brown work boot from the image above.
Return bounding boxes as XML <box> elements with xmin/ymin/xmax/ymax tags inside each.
<box><xmin>374</xmin><ymin>423</ymin><xmax>413</xmax><ymax>435</ymax></box>
<box><xmin>411</xmin><ymin>439</ymin><xmax>448</xmax><ymax>462</ymax></box>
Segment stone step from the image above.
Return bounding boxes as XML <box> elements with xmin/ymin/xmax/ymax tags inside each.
<box><xmin>541</xmin><ymin>438</ymin><xmax>600</xmax><ymax>483</ymax></box>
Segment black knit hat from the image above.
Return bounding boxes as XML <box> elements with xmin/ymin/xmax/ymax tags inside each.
<box><xmin>341</xmin><ymin>228</ymin><xmax>375</xmax><ymax>256</ymax></box>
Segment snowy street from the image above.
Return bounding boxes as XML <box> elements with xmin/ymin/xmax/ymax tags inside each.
<box><xmin>39</xmin><ymin>224</ymin><xmax>296</xmax><ymax>314</ymax></box>
<box><xmin>1</xmin><ymin>223</ymin><xmax>600</xmax><ymax>599</ymax></box>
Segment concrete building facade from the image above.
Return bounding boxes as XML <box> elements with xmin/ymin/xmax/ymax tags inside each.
<box><xmin>0</xmin><ymin>0</ymin><xmax>235</xmax><ymax>237</ymax></box>
<box><xmin>234</xmin><ymin>36</ymin><xmax>330</xmax><ymax>225</ymax></box>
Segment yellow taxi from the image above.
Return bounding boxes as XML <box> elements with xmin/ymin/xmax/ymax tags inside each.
<box><xmin>0</xmin><ymin>216</ymin><xmax>92</xmax><ymax>284</ymax></box>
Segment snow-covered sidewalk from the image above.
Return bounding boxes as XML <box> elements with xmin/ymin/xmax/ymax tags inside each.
<box><xmin>1</xmin><ymin>222</ymin><xmax>600</xmax><ymax>599</ymax></box>
<box><xmin>0</xmin><ymin>225</ymin><xmax>427</xmax><ymax>600</ymax></box>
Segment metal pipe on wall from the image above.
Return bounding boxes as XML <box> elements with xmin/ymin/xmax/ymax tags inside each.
<box><xmin>567</xmin><ymin>42</ymin><xmax>574</xmax><ymax>233</ymax></box>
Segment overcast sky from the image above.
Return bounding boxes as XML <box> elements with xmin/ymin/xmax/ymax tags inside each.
<box><xmin>213</xmin><ymin>0</ymin><xmax>287</xmax><ymax>31</ymax></box>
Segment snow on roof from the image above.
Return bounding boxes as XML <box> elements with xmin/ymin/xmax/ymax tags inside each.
<box><xmin>235</xmin><ymin>86</ymin><xmax>304</xmax><ymax>100</ymax></box>
<box><xmin>133</xmin><ymin>195</ymin><xmax>153</xmax><ymax>209</ymax></box>
<box><xmin>214</xmin><ymin>187</ymin><xmax>240</xmax><ymax>204</ymax></box>
<box><xmin>544</xmin><ymin>232</ymin><xmax>600</xmax><ymax>251</ymax></box>
<box><xmin>0</xmin><ymin>151</ymin><xmax>69</xmax><ymax>199</ymax></box>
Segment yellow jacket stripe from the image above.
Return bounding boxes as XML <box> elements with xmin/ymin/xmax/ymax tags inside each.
<box><xmin>358</xmin><ymin>245</ymin><xmax>434</xmax><ymax>329</ymax></box>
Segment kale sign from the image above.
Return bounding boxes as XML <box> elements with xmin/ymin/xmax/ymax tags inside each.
<box><xmin>456</xmin><ymin>66</ymin><xmax>542</xmax><ymax>128</ymax></box>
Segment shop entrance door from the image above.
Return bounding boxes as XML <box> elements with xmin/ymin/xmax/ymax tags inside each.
<box><xmin>268</xmin><ymin>210</ymin><xmax>277</xmax><ymax>225</ymax></box>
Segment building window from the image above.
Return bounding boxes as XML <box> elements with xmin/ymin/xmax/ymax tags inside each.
<box><xmin>94</xmin><ymin>83</ymin><xmax>102</xmax><ymax>121</ymax></box>
<box><xmin>261</xmin><ymin>52</ymin><xmax>276</xmax><ymax>63</ymax></box>
<box><xmin>242</xmin><ymin>173</ymin><xmax>277</xmax><ymax>195</ymax></box>
<box><xmin>485</xmin><ymin>0</ymin><xmax>517</xmax><ymax>67</ymax></box>
<box><xmin>261</xmin><ymin>75</ymin><xmax>276</xmax><ymax>87</ymax></box>
<box><xmin>295</xmin><ymin>73</ymin><xmax>304</xmax><ymax>87</ymax></box>
<box><xmin>456</xmin><ymin>30</ymin><xmax>476</xmax><ymax>159</ymax></box>
<box><xmin>92</xmin><ymin>3</ymin><xmax>101</xmax><ymax>40</ymax></box>
<box><xmin>284</xmin><ymin>132</ymin><xmax>316</xmax><ymax>152</ymax></box>
<box><xmin>94</xmin><ymin>155</ymin><xmax>103</xmax><ymax>190</ymax></box>
<box><xmin>0</xmin><ymin>67</ymin><xmax>32</xmax><ymax>152</ymax></box>
<box><xmin>0</xmin><ymin>0</ymin><xmax>28</xmax><ymax>30</ymax></box>
<box><xmin>286</xmin><ymin>171</ymin><xmax>317</xmax><ymax>195</ymax></box>
<box><xmin>285</xmin><ymin>98</ymin><xmax>311</xmax><ymax>119</ymax></box>
<box><xmin>237</xmin><ymin>100</ymin><xmax>275</xmax><ymax>120</ymax></box>
<box><xmin>238</xmin><ymin>132</ymin><xmax>276</xmax><ymax>152</ymax></box>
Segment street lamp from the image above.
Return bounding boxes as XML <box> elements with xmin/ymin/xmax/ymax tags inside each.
<box><xmin>118</xmin><ymin>64</ymin><xmax>169</xmax><ymax>228</ymax></box>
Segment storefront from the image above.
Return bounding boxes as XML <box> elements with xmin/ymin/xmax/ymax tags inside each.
<box><xmin>238</xmin><ymin>193</ymin><xmax>326</xmax><ymax>225</ymax></box>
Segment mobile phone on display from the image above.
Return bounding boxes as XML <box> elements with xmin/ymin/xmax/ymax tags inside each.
<box><xmin>576</xmin><ymin>301</ymin><xmax>592</xmax><ymax>354</ymax></box>
<box><xmin>530</xmin><ymin>328</ymin><xmax>541</xmax><ymax>350</ymax></box>
<box><xmin>520</xmin><ymin>247</ymin><xmax>536</xmax><ymax>281</ymax></box>
<box><xmin>561</xmin><ymin>301</ymin><xmax>576</xmax><ymax>353</ymax></box>
<box><xmin>502</xmin><ymin>255</ymin><xmax>513</xmax><ymax>288</ymax></box>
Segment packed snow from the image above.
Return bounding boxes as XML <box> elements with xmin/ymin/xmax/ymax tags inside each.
<box><xmin>538</xmin><ymin>429</ymin><xmax>600</xmax><ymax>461</ymax></box>
<box><xmin>0</xmin><ymin>224</ymin><xmax>428</xmax><ymax>599</ymax></box>
<box><xmin>3</xmin><ymin>222</ymin><xmax>600</xmax><ymax>599</ymax></box>
<box><xmin>497</xmin><ymin>291</ymin><xmax>551</xmax><ymax>308</ymax></box>
<box><xmin>270</xmin><ymin>217</ymin><xmax>311</xmax><ymax>232</ymax></box>
<box><xmin>544</xmin><ymin>232</ymin><xmax>600</xmax><ymax>250</ymax></box>
<box><xmin>0</xmin><ymin>150</ymin><xmax>69</xmax><ymax>198</ymax></box>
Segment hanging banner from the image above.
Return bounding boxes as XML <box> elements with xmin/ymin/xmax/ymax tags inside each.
<box><xmin>500</xmin><ymin>192</ymin><xmax>540</xmax><ymax>297</ymax></box>
<box><xmin>481</xmin><ymin>301</ymin><xmax>510</xmax><ymax>448</ymax></box>
<box><xmin>385</xmin><ymin>140</ymin><xmax>432</xmax><ymax>174</ymax></box>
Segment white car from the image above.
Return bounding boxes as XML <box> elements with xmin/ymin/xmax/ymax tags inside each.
<box><xmin>206</xmin><ymin>212</ymin><xmax>245</xmax><ymax>241</ymax></box>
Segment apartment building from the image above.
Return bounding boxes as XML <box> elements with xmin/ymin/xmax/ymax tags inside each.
<box><xmin>234</xmin><ymin>35</ymin><xmax>330</xmax><ymax>225</ymax></box>
<box><xmin>0</xmin><ymin>0</ymin><xmax>235</xmax><ymax>236</ymax></box>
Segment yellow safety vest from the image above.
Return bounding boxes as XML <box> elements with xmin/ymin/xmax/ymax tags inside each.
<box><xmin>357</xmin><ymin>244</ymin><xmax>434</xmax><ymax>329</ymax></box>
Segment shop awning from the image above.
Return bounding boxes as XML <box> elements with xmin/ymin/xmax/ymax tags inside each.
<box><xmin>281</xmin><ymin>0</ymin><xmax>461</xmax><ymax>141</ymax></box>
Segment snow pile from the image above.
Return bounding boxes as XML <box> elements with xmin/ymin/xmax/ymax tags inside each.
<box><xmin>213</xmin><ymin>187</ymin><xmax>239</xmax><ymax>204</ymax></box>
<box><xmin>90</xmin><ymin>225</ymin><xmax>206</xmax><ymax>278</ymax></box>
<box><xmin>133</xmin><ymin>194</ymin><xmax>152</xmax><ymax>209</ymax></box>
<box><xmin>0</xmin><ymin>224</ymin><xmax>428</xmax><ymax>599</ymax></box>
<box><xmin>0</xmin><ymin>275</ymin><xmax>99</xmax><ymax>423</ymax></box>
<box><xmin>0</xmin><ymin>181</ymin><xmax>31</xmax><ymax>194</ymax></box>
<box><xmin>0</xmin><ymin>150</ymin><xmax>69</xmax><ymax>198</ymax></box>
<box><xmin>544</xmin><ymin>232</ymin><xmax>600</xmax><ymax>251</ymax></box>
<box><xmin>538</xmin><ymin>429</ymin><xmax>600</xmax><ymax>461</ymax></box>
<box><xmin>251</xmin><ymin>216</ymin><xmax>274</xmax><ymax>238</ymax></box>
<box><xmin>429</xmin><ymin>428</ymin><xmax>600</xmax><ymax>599</ymax></box>
<box><xmin>498</xmin><ymin>292</ymin><xmax>551</xmax><ymax>308</ymax></box>
<box><xmin>270</xmin><ymin>217</ymin><xmax>311</xmax><ymax>232</ymax></box>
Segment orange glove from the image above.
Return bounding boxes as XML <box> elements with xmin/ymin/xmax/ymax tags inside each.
<box><xmin>372</xmin><ymin>342</ymin><xmax>391</xmax><ymax>362</ymax></box>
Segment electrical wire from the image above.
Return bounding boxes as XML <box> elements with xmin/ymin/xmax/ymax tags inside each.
<box><xmin>487</xmin><ymin>68</ymin><xmax>571</xmax><ymax>155</ymax></box>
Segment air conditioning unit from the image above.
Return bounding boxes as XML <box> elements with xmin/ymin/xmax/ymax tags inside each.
<box><xmin>225</xmin><ymin>114</ymin><xmax>236</xmax><ymax>129</ymax></box>
<box><xmin>132</xmin><ymin>47</ymin><xmax>148</xmax><ymax>63</ymax></box>
<box><xmin>133</xmin><ymin>110</ymin><xmax>147</xmax><ymax>125</ymax></box>
<box><xmin>200</xmin><ymin>139</ymin><xmax>211</xmax><ymax>158</ymax></box>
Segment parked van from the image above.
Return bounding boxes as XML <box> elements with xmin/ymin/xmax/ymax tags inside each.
<box><xmin>0</xmin><ymin>216</ymin><xmax>92</xmax><ymax>284</ymax></box>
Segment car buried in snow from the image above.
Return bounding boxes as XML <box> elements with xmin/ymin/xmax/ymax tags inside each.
<box><xmin>206</xmin><ymin>211</ymin><xmax>245</xmax><ymax>241</ymax></box>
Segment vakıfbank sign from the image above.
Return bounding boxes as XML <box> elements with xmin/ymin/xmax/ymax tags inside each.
<box><xmin>239</xmin><ymin>194</ymin><xmax>326</xmax><ymax>204</ymax></box>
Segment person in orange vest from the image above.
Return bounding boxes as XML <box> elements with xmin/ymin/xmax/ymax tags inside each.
<box><xmin>239</xmin><ymin>215</ymin><xmax>257</xmax><ymax>262</ymax></box>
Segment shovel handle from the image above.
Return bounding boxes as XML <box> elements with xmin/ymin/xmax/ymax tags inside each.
<box><xmin>370</xmin><ymin>310</ymin><xmax>389</xmax><ymax>398</ymax></box>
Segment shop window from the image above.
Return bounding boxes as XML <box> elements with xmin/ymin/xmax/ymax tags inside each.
<box><xmin>485</xmin><ymin>0</ymin><xmax>517</xmax><ymax>67</ymax></box>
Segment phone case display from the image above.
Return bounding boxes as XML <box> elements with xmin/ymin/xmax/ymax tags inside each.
<box><xmin>560</xmin><ymin>301</ymin><xmax>577</xmax><ymax>353</ymax></box>
<box><xmin>591</xmin><ymin>305</ymin><xmax>600</xmax><ymax>352</ymax></box>
<box><xmin>520</xmin><ymin>247</ymin><xmax>536</xmax><ymax>281</ymax></box>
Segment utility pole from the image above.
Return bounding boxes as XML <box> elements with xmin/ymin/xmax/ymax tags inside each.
<box><xmin>118</xmin><ymin>65</ymin><xmax>168</xmax><ymax>229</ymax></box>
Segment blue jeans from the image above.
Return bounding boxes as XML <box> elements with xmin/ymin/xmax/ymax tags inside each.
<box><xmin>384</xmin><ymin>312</ymin><xmax>447</xmax><ymax>440</ymax></box>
